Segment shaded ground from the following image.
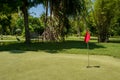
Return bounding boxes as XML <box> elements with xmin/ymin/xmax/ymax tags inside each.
<box><xmin>0</xmin><ymin>40</ymin><xmax>105</xmax><ymax>53</ymax></box>
<box><xmin>0</xmin><ymin>38</ymin><xmax>120</xmax><ymax>58</ymax></box>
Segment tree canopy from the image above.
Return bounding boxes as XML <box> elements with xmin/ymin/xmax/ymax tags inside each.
<box><xmin>0</xmin><ymin>0</ymin><xmax>120</xmax><ymax>43</ymax></box>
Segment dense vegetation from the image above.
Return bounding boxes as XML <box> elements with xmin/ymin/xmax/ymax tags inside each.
<box><xmin>0</xmin><ymin>0</ymin><xmax>120</xmax><ymax>43</ymax></box>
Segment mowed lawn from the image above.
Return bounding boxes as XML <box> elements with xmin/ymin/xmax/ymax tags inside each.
<box><xmin>0</xmin><ymin>51</ymin><xmax>120</xmax><ymax>80</ymax></box>
<box><xmin>0</xmin><ymin>36</ymin><xmax>120</xmax><ymax>80</ymax></box>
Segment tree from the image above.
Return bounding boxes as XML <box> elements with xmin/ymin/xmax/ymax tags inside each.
<box><xmin>0</xmin><ymin>1</ymin><xmax>16</xmax><ymax>35</ymax></box>
<box><xmin>20</xmin><ymin>0</ymin><xmax>31</xmax><ymax>43</ymax></box>
<box><xmin>0</xmin><ymin>0</ymin><xmax>43</xmax><ymax>43</ymax></box>
<box><xmin>94</xmin><ymin>0</ymin><xmax>116</xmax><ymax>42</ymax></box>
<box><xmin>110</xmin><ymin>0</ymin><xmax>120</xmax><ymax>36</ymax></box>
<box><xmin>29</xmin><ymin>16</ymin><xmax>44</xmax><ymax>35</ymax></box>
<box><xmin>58</xmin><ymin>0</ymin><xmax>85</xmax><ymax>41</ymax></box>
<box><xmin>42</xmin><ymin>0</ymin><xmax>85</xmax><ymax>41</ymax></box>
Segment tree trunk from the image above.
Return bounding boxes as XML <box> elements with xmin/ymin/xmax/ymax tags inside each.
<box><xmin>45</xmin><ymin>0</ymin><xmax>48</xmax><ymax>27</ymax></box>
<box><xmin>42</xmin><ymin>0</ymin><xmax>48</xmax><ymax>42</ymax></box>
<box><xmin>98</xmin><ymin>32</ymin><xmax>109</xmax><ymax>42</ymax></box>
<box><xmin>22</xmin><ymin>0</ymin><xmax>31</xmax><ymax>44</ymax></box>
<box><xmin>98</xmin><ymin>24</ymin><xmax>109</xmax><ymax>42</ymax></box>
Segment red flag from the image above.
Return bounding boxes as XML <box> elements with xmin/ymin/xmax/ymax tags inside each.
<box><xmin>84</xmin><ymin>31</ymin><xmax>90</xmax><ymax>43</ymax></box>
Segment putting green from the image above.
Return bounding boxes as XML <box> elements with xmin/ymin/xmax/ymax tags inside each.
<box><xmin>0</xmin><ymin>51</ymin><xmax>120</xmax><ymax>80</ymax></box>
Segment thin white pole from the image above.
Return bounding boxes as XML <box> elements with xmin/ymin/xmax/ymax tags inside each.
<box><xmin>87</xmin><ymin>42</ymin><xmax>90</xmax><ymax>67</ymax></box>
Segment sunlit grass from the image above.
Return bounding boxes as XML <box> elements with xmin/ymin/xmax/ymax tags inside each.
<box><xmin>0</xmin><ymin>36</ymin><xmax>120</xmax><ymax>80</ymax></box>
<box><xmin>0</xmin><ymin>52</ymin><xmax>120</xmax><ymax>80</ymax></box>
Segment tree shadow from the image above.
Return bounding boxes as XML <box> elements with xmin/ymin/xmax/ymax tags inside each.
<box><xmin>108</xmin><ymin>40</ymin><xmax>120</xmax><ymax>43</ymax></box>
<box><xmin>10</xmin><ymin>50</ymin><xmax>25</xmax><ymax>53</ymax></box>
<box><xmin>0</xmin><ymin>40</ymin><xmax>105</xmax><ymax>54</ymax></box>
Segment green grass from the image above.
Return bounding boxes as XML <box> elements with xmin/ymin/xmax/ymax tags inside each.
<box><xmin>0</xmin><ymin>36</ymin><xmax>120</xmax><ymax>80</ymax></box>
<box><xmin>0</xmin><ymin>52</ymin><xmax>120</xmax><ymax>80</ymax></box>
<box><xmin>0</xmin><ymin>36</ymin><xmax>120</xmax><ymax>58</ymax></box>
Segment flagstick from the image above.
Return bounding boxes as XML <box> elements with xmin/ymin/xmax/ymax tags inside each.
<box><xmin>87</xmin><ymin>42</ymin><xmax>90</xmax><ymax>68</ymax></box>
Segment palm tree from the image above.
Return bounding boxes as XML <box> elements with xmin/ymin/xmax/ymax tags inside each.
<box><xmin>52</xmin><ymin>0</ymin><xmax>85</xmax><ymax>41</ymax></box>
<box><xmin>42</xmin><ymin>0</ymin><xmax>85</xmax><ymax>41</ymax></box>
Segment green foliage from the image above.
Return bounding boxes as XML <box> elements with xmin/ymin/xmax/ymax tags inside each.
<box><xmin>10</xmin><ymin>13</ymin><xmax>23</xmax><ymax>35</ymax></box>
<box><xmin>69</xmin><ymin>17</ymin><xmax>84</xmax><ymax>36</ymax></box>
<box><xmin>43</xmin><ymin>0</ymin><xmax>85</xmax><ymax>41</ymax></box>
<box><xmin>109</xmin><ymin>0</ymin><xmax>120</xmax><ymax>36</ymax></box>
<box><xmin>93</xmin><ymin>0</ymin><xmax>119</xmax><ymax>42</ymax></box>
<box><xmin>1</xmin><ymin>0</ymin><xmax>120</xmax><ymax>43</ymax></box>
<box><xmin>0</xmin><ymin>2</ymin><xmax>13</xmax><ymax>35</ymax></box>
<box><xmin>0</xmin><ymin>15</ymin><xmax>12</xmax><ymax>35</ymax></box>
<box><xmin>29</xmin><ymin>16</ymin><xmax>44</xmax><ymax>35</ymax></box>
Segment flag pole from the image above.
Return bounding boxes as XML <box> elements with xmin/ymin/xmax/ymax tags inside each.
<box><xmin>84</xmin><ymin>30</ymin><xmax>91</xmax><ymax>68</ymax></box>
<box><xmin>87</xmin><ymin>42</ymin><xmax>90</xmax><ymax>68</ymax></box>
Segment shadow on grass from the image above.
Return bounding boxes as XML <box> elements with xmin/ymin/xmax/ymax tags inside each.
<box><xmin>0</xmin><ymin>40</ymin><xmax>105</xmax><ymax>54</ymax></box>
<box><xmin>108</xmin><ymin>40</ymin><xmax>120</xmax><ymax>43</ymax></box>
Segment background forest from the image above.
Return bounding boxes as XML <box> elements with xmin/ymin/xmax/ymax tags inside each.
<box><xmin>0</xmin><ymin>0</ymin><xmax>120</xmax><ymax>43</ymax></box>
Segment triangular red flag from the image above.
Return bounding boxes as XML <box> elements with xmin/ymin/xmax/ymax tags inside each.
<box><xmin>84</xmin><ymin>31</ymin><xmax>90</xmax><ymax>43</ymax></box>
